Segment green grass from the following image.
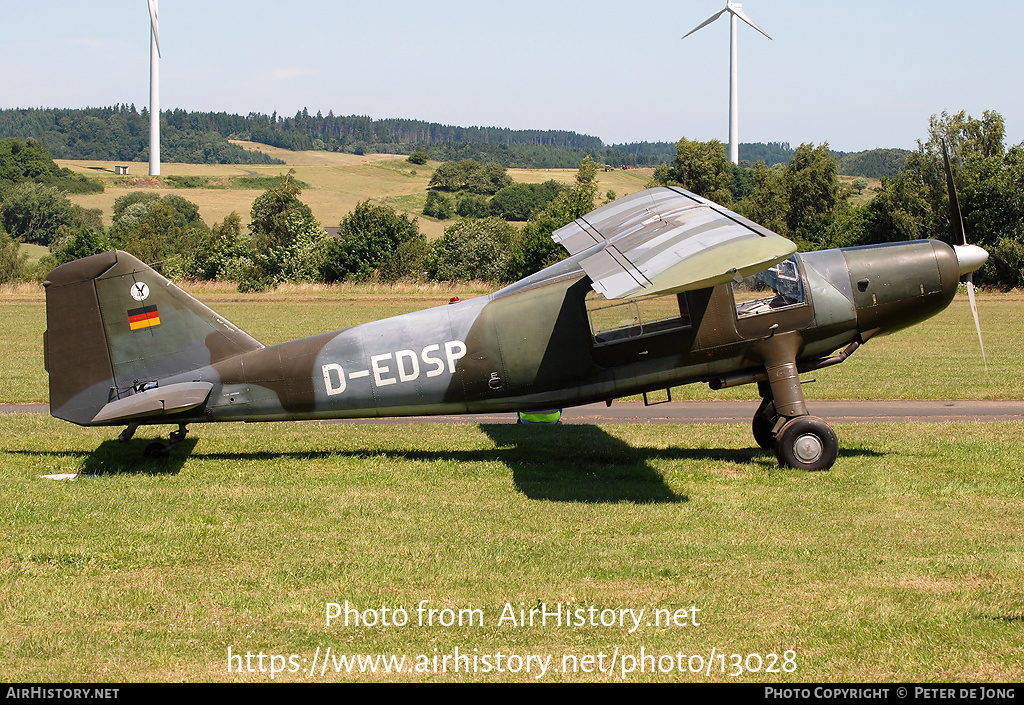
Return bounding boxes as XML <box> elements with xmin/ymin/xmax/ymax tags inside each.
<box><xmin>2</xmin><ymin>415</ymin><xmax>1022</xmax><ymax>681</ymax></box>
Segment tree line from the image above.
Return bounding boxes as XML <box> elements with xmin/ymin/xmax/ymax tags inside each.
<box><xmin>0</xmin><ymin>107</ymin><xmax>905</xmax><ymax>176</ymax></box>
<box><xmin>0</xmin><ymin>107</ymin><xmax>284</xmax><ymax>165</ymax></box>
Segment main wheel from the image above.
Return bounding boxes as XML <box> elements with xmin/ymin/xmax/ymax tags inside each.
<box><xmin>752</xmin><ymin>398</ymin><xmax>778</xmax><ymax>450</ymax></box>
<box><xmin>774</xmin><ymin>416</ymin><xmax>838</xmax><ymax>471</ymax></box>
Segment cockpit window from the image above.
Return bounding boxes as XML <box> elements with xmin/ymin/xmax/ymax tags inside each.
<box><xmin>733</xmin><ymin>256</ymin><xmax>807</xmax><ymax>318</ymax></box>
<box><xmin>586</xmin><ymin>290</ymin><xmax>691</xmax><ymax>346</ymax></box>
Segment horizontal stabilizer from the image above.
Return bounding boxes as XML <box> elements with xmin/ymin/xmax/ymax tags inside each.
<box><xmin>90</xmin><ymin>381</ymin><xmax>213</xmax><ymax>424</ymax></box>
<box><xmin>552</xmin><ymin>187</ymin><xmax>796</xmax><ymax>299</ymax></box>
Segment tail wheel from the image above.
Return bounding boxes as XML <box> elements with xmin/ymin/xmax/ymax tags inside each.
<box><xmin>752</xmin><ymin>398</ymin><xmax>778</xmax><ymax>450</ymax></box>
<box><xmin>774</xmin><ymin>416</ymin><xmax>838</xmax><ymax>471</ymax></box>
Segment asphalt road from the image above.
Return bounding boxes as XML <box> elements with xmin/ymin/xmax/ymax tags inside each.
<box><xmin>5</xmin><ymin>400</ymin><xmax>1022</xmax><ymax>425</ymax></box>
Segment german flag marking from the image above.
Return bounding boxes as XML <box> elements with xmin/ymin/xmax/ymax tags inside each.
<box><xmin>128</xmin><ymin>305</ymin><xmax>161</xmax><ymax>331</ymax></box>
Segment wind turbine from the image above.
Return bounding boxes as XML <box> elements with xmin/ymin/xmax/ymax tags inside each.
<box><xmin>683</xmin><ymin>2</ymin><xmax>771</xmax><ymax>165</ymax></box>
<box><xmin>148</xmin><ymin>0</ymin><xmax>161</xmax><ymax>176</ymax></box>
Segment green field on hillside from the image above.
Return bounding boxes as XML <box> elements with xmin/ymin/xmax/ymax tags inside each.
<box><xmin>56</xmin><ymin>144</ymin><xmax>654</xmax><ymax>241</ymax></box>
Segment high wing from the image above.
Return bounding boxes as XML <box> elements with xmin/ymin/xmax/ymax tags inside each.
<box><xmin>552</xmin><ymin>186</ymin><xmax>796</xmax><ymax>300</ymax></box>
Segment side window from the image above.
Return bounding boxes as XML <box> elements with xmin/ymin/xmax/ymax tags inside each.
<box><xmin>733</xmin><ymin>256</ymin><xmax>807</xmax><ymax>319</ymax></box>
<box><xmin>586</xmin><ymin>290</ymin><xmax>691</xmax><ymax>346</ymax></box>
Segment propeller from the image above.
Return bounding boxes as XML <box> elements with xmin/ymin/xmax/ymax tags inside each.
<box><xmin>941</xmin><ymin>138</ymin><xmax>989</xmax><ymax>377</ymax></box>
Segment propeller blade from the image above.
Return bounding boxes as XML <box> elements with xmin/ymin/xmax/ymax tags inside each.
<box><xmin>942</xmin><ymin>138</ymin><xmax>966</xmax><ymax>245</ymax></box>
<box><xmin>683</xmin><ymin>8</ymin><xmax>728</xmax><ymax>39</ymax></box>
<box><xmin>965</xmin><ymin>273</ymin><xmax>989</xmax><ymax>378</ymax></box>
<box><xmin>943</xmin><ymin>138</ymin><xmax>989</xmax><ymax>380</ymax></box>
<box><xmin>730</xmin><ymin>6</ymin><xmax>773</xmax><ymax>40</ymax></box>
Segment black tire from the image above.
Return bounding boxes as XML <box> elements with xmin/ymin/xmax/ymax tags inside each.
<box><xmin>774</xmin><ymin>416</ymin><xmax>838</xmax><ymax>471</ymax></box>
<box><xmin>752</xmin><ymin>398</ymin><xmax>777</xmax><ymax>450</ymax></box>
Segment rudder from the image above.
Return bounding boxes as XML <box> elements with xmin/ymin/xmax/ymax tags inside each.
<box><xmin>44</xmin><ymin>250</ymin><xmax>263</xmax><ymax>426</ymax></box>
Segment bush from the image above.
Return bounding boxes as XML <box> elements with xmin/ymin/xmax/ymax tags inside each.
<box><xmin>407</xmin><ymin>151</ymin><xmax>428</xmax><ymax>165</ymax></box>
<box><xmin>322</xmin><ymin>201</ymin><xmax>425</xmax><ymax>282</ymax></box>
<box><xmin>422</xmin><ymin>190</ymin><xmax>454</xmax><ymax>220</ymax></box>
<box><xmin>457</xmin><ymin>194</ymin><xmax>490</xmax><ymax>218</ymax></box>
<box><xmin>0</xmin><ymin>227</ymin><xmax>27</xmax><ymax>283</ymax></box>
<box><xmin>426</xmin><ymin>217</ymin><xmax>516</xmax><ymax>283</ymax></box>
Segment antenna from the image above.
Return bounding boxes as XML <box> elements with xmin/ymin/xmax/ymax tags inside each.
<box><xmin>683</xmin><ymin>2</ymin><xmax>771</xmax><ymax>165</ymax></box>
<box><xmin>148</xmin><ymin>0</ymin><xmax>161</xmax><ymax>176</ymax></box>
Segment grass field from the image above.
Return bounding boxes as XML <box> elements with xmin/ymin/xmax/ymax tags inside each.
<box><xmin>55</xmin><ymin>145</ymin><xmax>655</xmax><ymax>241</ymax></box>
<box><xmin>2</xmin><ymin>415</ymin><xmax>1021</xmax><ymax>682</ymax></box>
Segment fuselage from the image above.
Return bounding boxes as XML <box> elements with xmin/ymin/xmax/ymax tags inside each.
<box><xmin>145</xmin><ymin>239</ymin><xmax>961</xmax><ymax>425</ymax></box>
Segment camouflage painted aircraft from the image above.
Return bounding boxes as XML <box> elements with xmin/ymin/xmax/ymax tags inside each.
<box><xmin>42</xmin><ymin>184</ymin><xmax>987</xmax><ymax>471</ymax></box>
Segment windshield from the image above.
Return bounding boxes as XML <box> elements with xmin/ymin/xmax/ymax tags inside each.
<box><xmin>733</xmin><ymin>256</ymin><xmax>807</xmax><ymax>318</ymax></box>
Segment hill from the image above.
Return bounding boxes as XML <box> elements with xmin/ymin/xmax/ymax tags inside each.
<box><xmin>55</xmin><ymin>145</ymin><xmax>656</xmax><ymax>240</ymax></box>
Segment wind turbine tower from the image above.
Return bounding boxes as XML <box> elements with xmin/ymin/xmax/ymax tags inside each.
<box><xmin>148</xmin><ymin>0</ymin><xmax>161</xmax><ymax>176</ymax></box>
<box><xmin>683</xmin><ymin>2</ymin><xmax>771</xmax><ymax>165</ymax></box>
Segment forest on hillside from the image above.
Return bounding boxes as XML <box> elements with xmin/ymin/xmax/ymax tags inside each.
<box><xmin>2</xmin><ymin>110</ymin><xmax>1020</xmax><ymax>291</ymax></box>
<box><xmin>0</xmin><ymin>107</ymin><xmax>906</xmax><ymax>176</ymax></box>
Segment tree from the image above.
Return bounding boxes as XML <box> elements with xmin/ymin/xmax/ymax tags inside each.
<box><xmin>249</xmin><ymin>170</ymin><xmax>314</xmax><ymax>251</ymax></box>
<box><xmin>784</xmin><ymin>143</ymin><xmax>841</xmax><ymax>244</ymax></box>
<box><xmin>456</xmin><ymin>194</ymin><xmax>491</xmax><ymax>218</ymax></box>
<box><xmin>322</xmin><ymin>201</ymin><xmax>425</xmax><ymax>282</ymax></box>
<box><xmin>425</xmin><ymin>217</ymin><xmax>516</xmax><ymax>282</ymax></box>
<box><xmin>736</xmin><ymin>163</ymin><xmax>789</xmax><ymax>236</ymax></box>
<box><xmin>50</xmin><ymin>226</ymin><xmax>109</xmax><ymax>265</ymax></box>
<box><xmin>489</xmin><ymin>181</ymin><xmax>564</xmax><ymax>221</ymax></box>
<box><xmin>0</xmin><ymin>138</ymin><xmax>61</xmax><ymax>183</ymax></box>
<box><xmin>466</xmin><ymin>162</ymin><xmax>513</xmax><ymax>195</ymax></box>
<box><xmin>861</xmin><ymin>110</ymin><xmax>1024</xmax><ymax>286</ymax></box>
<box><xmin>241</xmin><ymin>171</ymin><xmax>325</xmax><ymax>289</ymax></box>
<box><xmin>505</xmin><ymin>157</ymin><xmax>599</xmax><ymax>280</ymax></box>
<box><xmin>428</xmin><ymin>159</ymin><xmax>480</xmax><ymax>192</ymax></box>
<box><xmin>0</xmin><ymin>226</ymin><xmax>26</xmax><ymax>283</ymax></box>
<box><xmin>656</xmin><ymin>137</ymin><xmax>733</xmax><ymax>203</ymax></box>
<box><xmin>422</xmin><ymin>190</ymin><xmax>454</xmax><ymax>220</ymax></box>
<box><xmin>732</xmin><ymin>143</ymin><xmax>844</xmax><ymax>248</ymax></box>
<box><xmin>0</xmin><ymin>183</ymin><xmax>78</xmax><ymax>245</ymax></box>
<box><xmin>407</xmin><ymin>151</ymin><xmax>428</xmax><ymax>165</ymax></box>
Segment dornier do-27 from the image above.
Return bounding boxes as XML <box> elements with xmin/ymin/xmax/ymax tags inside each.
<box><xmin>42</xmin><ymin>185</ymin><xmax>988</xmax><ymax>471</ymax></box>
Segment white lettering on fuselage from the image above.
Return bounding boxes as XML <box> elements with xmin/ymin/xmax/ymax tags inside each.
<box><xmin>322</xmin><ymin>340</ymin><xmax>467</xmax><ymax>397</ymax></box>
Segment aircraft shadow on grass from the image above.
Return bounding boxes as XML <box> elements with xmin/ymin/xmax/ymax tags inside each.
<box><xmin>19</xmin><ymin>427</ymin><xmax>881</xmax><ymax>501</ymax></box>
<box><xmin>479</xmin><ymin>424</ymin><xmax>882</xmax><ymax>502</ymax></box>
<box><xmin>15</xmin><ymin>437</ymin><xmax>197</xmax><ymax>476</ymax></box>
<box><xmin>136</xmin><ymin>422</ymin><xmax>878</xmax><ymax>504</ymax></box>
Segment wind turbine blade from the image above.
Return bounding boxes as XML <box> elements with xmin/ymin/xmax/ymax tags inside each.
<box><xmin>965</xmin><ymin>273</ymin><xmax>989</xmax><ymax>379</ymax></box>
<box><xmin>730</xmin><ymin>6</ymin><xmax>772</xmax><ymax>40</ymax></box>
<box><xmin>148</xmin><ymin>0</ymin><xmax>161</xmax><ymax>57</ymax></box>
<box><xmin>682</xmin><ymin>8</ymin><xmax>728</xmax><ymax>39</ymax></box>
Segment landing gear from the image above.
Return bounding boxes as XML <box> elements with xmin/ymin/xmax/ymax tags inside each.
<box><xmin>169</xmin><ymin>424</ymin><xmax>188</xmax><ymax>444</ymax></box>
<box><xmin>141</xmin><ymin>424</ymin><xmax>188</xmax><ymax>459</ymax></box>
<box><xmin>773</xmin><ymin>416</ymin><xmax>838</xmax><ymax>472</ymax></box>
<box><xmin>118</xmin><ymin>422</ymin><xmax>139</xmax><ymax>443</ymax></box>
<box><xmin>751</xmin><ymin>334</ymin><xmax>839</xmax><ymax>471</ymax></box>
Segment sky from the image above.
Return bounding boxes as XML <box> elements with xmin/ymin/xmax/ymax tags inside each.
<box><xmin>1</xmin><ymin>1</ymin><xmax>1022</xmax><ymax>153</ymax></box>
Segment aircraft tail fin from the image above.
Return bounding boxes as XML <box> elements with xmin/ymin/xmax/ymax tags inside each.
<box><xmin>43</xmin><ymin>250</ymin><xmax>263</xmax><ymax>426</ymax></box>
